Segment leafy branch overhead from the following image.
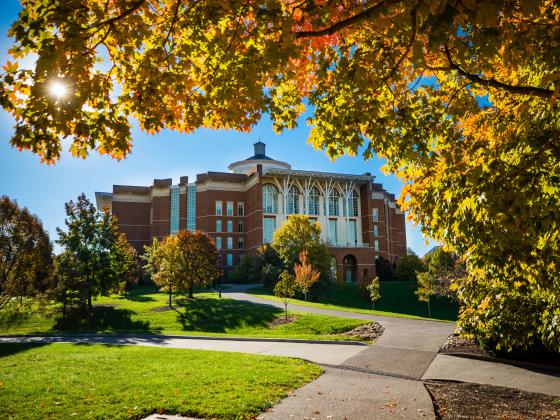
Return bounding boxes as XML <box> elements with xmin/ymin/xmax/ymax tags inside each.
<box><xmin>1</xmin><ymin>0</ymin><xmax>557</xmax><ymax>162</ymax></box>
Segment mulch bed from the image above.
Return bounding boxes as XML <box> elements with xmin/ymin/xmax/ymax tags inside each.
<box><xmin>268</xmin><ymin>315</ymin><xmax>298</xmax><ymax>327</ymax></box>
<box><xmin>440</xmin><ymin>334</ymin><xmax>487</xmax><ymax>357</ymax></box>
<box><xmin>425</xmin><ymin>380</ymin><xmax>560</xmax><ymax>419</ymax></box>
<box><xmin>341</xmin><ymin>322</ymin><xmax>384</xmax><ymax>341</ymax></box>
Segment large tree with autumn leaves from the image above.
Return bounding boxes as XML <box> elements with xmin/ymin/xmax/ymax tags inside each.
<box><xmin>2</xmin><ymin>1</ymin><xmax>560</xmax><ymax>351</ymax></box>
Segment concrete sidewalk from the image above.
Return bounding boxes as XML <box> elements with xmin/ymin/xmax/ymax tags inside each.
<box><xmin>423</xmin><ymin>354</ymin><xmax>560</xmax><ymax>397</ymax></box>
<box><xmin>0</xmin><ymin>334</ymin><xmax>368</xmax><ymax>365</ymax></box>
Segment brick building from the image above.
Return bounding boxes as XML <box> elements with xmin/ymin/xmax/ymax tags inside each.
<box><xmin>95</xmin><ymin>142</ymin><xmax>406</xmax><ymax>283</ymax></box>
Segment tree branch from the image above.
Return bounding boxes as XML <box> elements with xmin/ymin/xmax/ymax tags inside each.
<box><xmin>294</xmin><ymin>0</ymin><xmax>402</xmax><ymax>39</ymax></box>
<box><xmin>441</xmin><ymin>43</ymin><xmax>554</xmax><ymax>99</ymax></box>
<box><xmin>87</xmin><ymin>0</ymin><xmax>146</xmax><ymax>30</ymax></box>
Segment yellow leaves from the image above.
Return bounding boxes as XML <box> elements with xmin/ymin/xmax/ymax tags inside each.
<box><xmin>3</xmin><ymin>60</ymin><xmax>18</xmax><ymax>73</ymax></box>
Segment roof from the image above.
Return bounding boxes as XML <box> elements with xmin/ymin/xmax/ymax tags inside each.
<box><xmin>262</xmin><ymin>168</ymin><xmax>375</xmax><ymax>183</ymax></box>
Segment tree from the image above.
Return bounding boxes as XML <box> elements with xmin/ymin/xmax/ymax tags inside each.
<box><xmin>366</xmin><ymin>277</ymin><xmax>381</xmax><ymax>310</ymax></box>
<box><xmin>271</xmin><ymin>215</ymin><xmax>331</xmax><ymax>282</ymax></box>
<box><xmin>144</xmin><ymin>230</ymin><xmax>220</xmax><ymax>305</ymax></box>
<box><xmin>0</xmin><ymin>195</ymin><xmax>53</xmax><ymax>312</ymax></box>
<box><xmin>55</xmin><ymin>194</ymin><xmax>121</xmax><ymax>313</ymax></box>
<box><xmin>274</xmin><ymin>271</ymin><xmax>296</xmax><ymax>320</ymax></box>
<box><xmin>4</xmin><ymin>1</ymin><xmax>560</xmax><ymax>352</ymax></box>
<box><xmin>393</xmin><ymin>253</ymin><xmax>424</xmax><ymax>282</ymax></box>
<box><xmin>230</xmin><ymin>254</ymin><xmax>257</xmax><ymax>284</ymax></box>
<box><xmin>256</xmin><ymin>244</ymin><xmax>283</xmax><ymax>290</ymax></box>
<box><xmin>175</xmin><ymin>230</ymin><xmax>220</xmax><ymax>299</ymax></box>
<box><xmin>112</xmin><ymin>234</ymin><xmax>139</xmax><ymax>297</ymax></box>
<box><xmin>293</xmin><ymin>250</ymin><xmax>320</xmax><ymax>301</ymax></box>
<box><xmin>416</xmin><ymin>271</ymin><xmax>437</xmax><ymax>318</ymax></box>
<box><xmin>143</xmin><ymin>235</ymin><xmax>181</xmax><ymax>307</ymax></box>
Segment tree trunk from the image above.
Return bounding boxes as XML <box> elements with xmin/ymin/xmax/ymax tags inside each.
<box><xmin>188</xmin><ymin>285</ymin><xmax>193</xmax><ymax>299</ymax></box>
<box><xmin>284</xmin><ymin>301</ymin><xmax>288</xmax><ymax>320</ymax></box>
<box><xmin>304</xmin><ymin>291</ymin><xmax>307</xmax><ymax>302</ymax></box>
<box><xmin>428</xmin><ymin>299</ymin><xmax>431</xmax><ymax>318</ymax></box>
<box><xmin>168</xmin><ymin>288</ymin><xmax>172</xmax><ymax>308</ymax></box>
<box><xmin>88</xmin><ymin>294</ymin><xmax>92</xmax><ymax>311</ymax></box>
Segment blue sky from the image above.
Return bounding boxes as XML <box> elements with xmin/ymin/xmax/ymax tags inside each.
<box><xmin>0</xmin><ymin>1</ymin><xmax>437</xmax><ymax>255</ymax></box>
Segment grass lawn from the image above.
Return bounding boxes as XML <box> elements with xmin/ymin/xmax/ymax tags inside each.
<box><xmin>0</xmin><ymin>286</ymin><xmax>368</xmax><ymax>340</ymax></box>
<box><xmin>248</xmin><ymin>281</ymin><xmax>458</xmax><ymax>322</ymax></box>
<box><xmin>0</xmin><ymin>342</ymin><xmax>323</xmax><ymax>419</ymax></box>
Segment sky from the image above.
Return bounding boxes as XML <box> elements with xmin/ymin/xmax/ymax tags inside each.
<box><xmin>0</xmin><ymin>1</ymin><xmax>438</xmax><ymax>256</ymax></box>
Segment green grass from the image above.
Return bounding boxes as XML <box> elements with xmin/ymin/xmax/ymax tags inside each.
<box><xmin>0</xmin><ymin>286</ymin><xmax>368</xmax><ymax>340</ymax></box>
<box><xmin>0</xmin><ymin>342</ymin><xmax>323</xmax><ymax>419</ymax></box>
<box><xmin>248</xmin><ymin>281</ymin><xmax>458</xmax><ymax>322</ymax></box>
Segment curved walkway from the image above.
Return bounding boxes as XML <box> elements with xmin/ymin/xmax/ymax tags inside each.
<box><xmin>0</xmin><ymin>334</ymin><xmax>368</xmax><ymax>366</ymax></box>
<box><xmin>225</xmin><ymin>285</ymin><xmax>560</xmax><ymax>419</ymax></box>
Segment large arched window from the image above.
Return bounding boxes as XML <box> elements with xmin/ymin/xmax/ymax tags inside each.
<box><xmin>343</xmin><ymin>190</ymin><xmax>359</xmax><ymax>217</ymax></box>
<box><xmin>263</xmin><ymin>184</ymin><xmax>278</xmax><ymax>214</ymax></box>
<box><xmin>308</xmin><ymin>187</ymin><xmax>320</xmax><ymax>216</ymax></box>
<box><xmin>328</xmin><ymin>189</ymin><xmax>340</xmax><ymax>216</ymax></box>
<box><xmin>287</xmin><ymin>186</ymin><xmax>300</xmax><ymax>214</ymax></box>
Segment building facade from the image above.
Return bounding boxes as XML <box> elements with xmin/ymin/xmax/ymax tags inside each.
<box><xmin>95</xmin><ymin>142</ymin><xmax>407</xmax><ymax>283</ymax></box>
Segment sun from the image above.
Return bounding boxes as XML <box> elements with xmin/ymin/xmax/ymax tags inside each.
<box><xmin>49</xmin><ymin>81</ymin><xmax>68</xmax><ymax>99</ymax></box>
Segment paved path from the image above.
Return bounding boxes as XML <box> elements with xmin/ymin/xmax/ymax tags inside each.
<box><xmin>423</xmin><ymin>354</ymin><xmax>560</xmax><ymax>397</ymax></box>
<box><xmin>226</xmin><ymin>285</ymin><xmax>454</xmax><ymax>419</ymax></box>
<box><xmin>226</xmin><ymin>285</ymin><xmax>560</xmax><ymax>419</ymax></box>
<box><xmin>0</xmin><ymin>334</ymin><xmax>367</xmax><ymax>365</ymax></box>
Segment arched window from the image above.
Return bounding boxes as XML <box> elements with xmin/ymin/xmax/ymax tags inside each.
<box><xmin>287</xmin><ymin>186</ymin><xmax>300</xmax><ymax>214</ymax></box>
<box><xmin>308</xmin><ymin>187</ymin><xmax>320</xmax><ymax>216</ymax></box>
<box><xmin>263</xmin><ymin>184</ymin><xmax>278</xmax><ymax>214</ymax></box>
<box><xmin>328</xmin><ymin>189</ymin><xmax>340</xmax><ymax>216</ymax></box>
<box><xmin>343</xmin><ymin>190</ymin><xmax>359</xmax><ymax>217</ymax></box>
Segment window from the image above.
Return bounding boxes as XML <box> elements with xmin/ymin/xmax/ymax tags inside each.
<box><xmin>226</xmin><ymin>201</ymin><xmax>233</xmax><ymax>216</ymax></box>
<box><xmin>373</xmin><ymin>225</ymin><xmax>379</xmax><ymax>237</ymax></box>
<box><xmin>263</xmin><ymin>184</ymin><xmax>278</xmax><ymax>214</ymax></box>
<box><xmin>227</xmin><ymin>237</ymin><xmax>233</xmax><ymax>249</ymax></box>
<box><xmin>348</xmin><ymin>220</ymin><xmax>357</xmax><ymax>244</ymax></box>
<box><xmin>215</xmin><ymin>201</ymin><xmax>223</xmax><ymax>216</ymax></box>
<box><xmin>373</xmin><ymin>208</ymin><xmax>379</xmax><ymax>222</ymax></box>
<box><xmin>215</xmin><ymin>237</ymin><xmax>222</xmax><ymax>250</ymax></box>
<box><xmin>328</xmin><ymin>189</ymin><xmax>340</xmax><ymax>216</ymax></box>
<box><xmin>169</xmin><ymin>185</ymin><xmax>180</xmax><ymax>234</ymax></box>
<box><xmin>374</xmin><ymin>240</ymin><xmax>379</xmax><ymax>251</ymax></box>
<box><xmin>287</xmin><ymin>186</ymin><xmax>300</xmax><ymax>214</ymax></box>
<box><xmin>216</xmin><ymin>220</ymin><xmax>222</xmax><ymax>232</ymax></box>
<box><xmin>187</xmin><ymin>184</ymin><xmax>196</xmax><ymax>231</ymax></box>
<box><xmin>238</xmin><ymin>221</ymin><xmax>244</xmax><ymax>232</ymax></box>
<box><xmin>263</xmin><ymin>217</ymin><xmax>276</xmax><ymax>243</ymax></box>
<box><xmin>308</xmin><ymin>187</ymin><xmax>320</xmax><ymax>216</ymax></box>
<box><xmin>328</xmin><ymin>219</ymin><xmax>338</xmax><ymax>244</ymax></box>
<box><xmin>238</xmin><ymin>237</ymin><xmax>244</xmax><ymax>249</ymax></box>
<box><xmin>227</xmin><ymin>220</ymin><xmax>233</xmax><ymax>233</ymax></box>
<box><xmin>343</xmin><ymin>190</ymin><xmax>359</xmax><ymax>217</ymax></box>
<box><xmin>227</xmin><ymin>254</ymin><xmax>233</xmax><ymax>266</ymax></box>
<box><xmin>238</xmin><ymin>202</ymin><xmax>244</xmax><ymax>216</ymax></box>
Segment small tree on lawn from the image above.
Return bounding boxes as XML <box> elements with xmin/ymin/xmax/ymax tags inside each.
<box><xmin>56</xmin><ymin>194</ymin><xmax>122</xmax><ymax>314</ymax></box>
<box><xmin>0</xmin><ymin>195</ymin><xmax>53</xmax><ymax>314</ymax></box>
<box><xmin>112</xmin><ymin>234</ymin><xmax>139</xmax><ymax>298</ymax></box>
<box><xmin>143</xmin><ymin>236</ymin><xmax>181</xmax><ymax>307</ymax></box>
<box><xmin>274</xmin><ymin>271</ymin><xmax>296</xmax><ymax>320</ymax></box>
<box><xmin>175</xmin><ymin>230</ymin><xmax>220</xmax><ymax>299</ymax></box>
<box><xmin>416</xmin><ymin>271</ymin><xmax>437</xmax><ymax>318</ymax></box>
<box><xmin>293</xmin><ymin>250</ymin><xmax>320</xmax><ymax>302</ymax></box>
<box><xmin>366</xmin><ymin>277</ymin><xmax>381</xmax><ymax>310</ymax></box>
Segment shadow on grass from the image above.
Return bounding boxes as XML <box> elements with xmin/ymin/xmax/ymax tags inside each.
<box><xmin>113</xmin><ymin>286</ymin><xmax>158</xmax><ymax>302</ymax></box>
<box><xmin>0</xmin><ymin>342</ymin><xmax>49</xmax><ymax>358</ymax></box>
<box><xmin>55</xmin><ymin>306</ymin><xmax>160</xmax><ymax>334</ymax></box>
<box><xmin>176</xmin><ymin>298</ymin><xmax>281</xmax><ymax>333</ymax></box>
